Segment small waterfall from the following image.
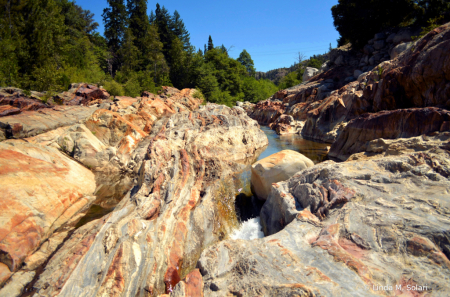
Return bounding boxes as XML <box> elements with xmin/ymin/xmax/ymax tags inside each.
<box><xmin>230</xmin><ymin>217</ymin><xmax>264</xmax><ymax>240</ymax></box>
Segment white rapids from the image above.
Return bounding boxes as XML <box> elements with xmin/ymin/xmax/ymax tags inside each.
<box><xmin>231</xmin><ymin>217</ymin><xmax>264</xmax><ymax>240</ymax></box>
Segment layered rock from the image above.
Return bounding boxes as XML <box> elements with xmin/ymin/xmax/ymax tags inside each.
<box><xmin>0</xmin><ymin>105</ymin><xmax>99</xmax><ymax>140</ymax></box>
<box><xmin>247</xmin><ymin>100</ymin><xmax>284</xmax><ymax>125</ymax></box>
<box><xmin>251</xmin><ymin>150</ymin><xmax>314</xmax><ymax>201</ymax></box>
<box><xmin>0</xmin><ymin>141</ymin><xmax>96</xmax><ymax>275</ymax></box>
<box><xmin>19</xmin><ymin>103</ymin><xmax>268</xmax><ymax>297</ymax></box>
<box><xmin>0</xmin><ymin>87</ymin><xmax>205</xmax><ymax>295</ymax></box>
<box><xmin>199</xmin><ymin>151</ymin><xmax>450</xmax><ymax>296</ymax></box>
<box><xmin>248</xmin><ymin>22</ymin><xmax>450</xmax><ymax>144</ymax></box>
<box><xmin>329</xmin><ymin>107</ymin><xmax>450</xmax><ymax>160</ymax></box>
<box><xmin>51</xmin><ymin>83</ymin><xmax>110</xmax><ymax>106</ymax></box>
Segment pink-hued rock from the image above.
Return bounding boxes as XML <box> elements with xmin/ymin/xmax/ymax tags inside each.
<box><xmin>0</xmin><ymin>105</ymin><xmax>20</xmax><ymax>117</ymax></box>
<box><xmin>0</xmin><ymin>142</ymin><xmax>96</xmax><ymax>273</ymax></box>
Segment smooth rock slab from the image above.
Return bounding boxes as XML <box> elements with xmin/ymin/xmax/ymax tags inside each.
<box><xmin>0</xmin><ymin>142</ymin><xmax>96</xmax><ymax>273</ymax></box>
<box><xmin>251</xmin><ymin>150</ymin><xmax>314</xmax><ymax>200</ymax></box>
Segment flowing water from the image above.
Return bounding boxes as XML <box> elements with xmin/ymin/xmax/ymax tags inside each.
<box><xmin>231</xmin><ymin>126</ymin><xmax>329</xmax><ymax>240</ymax></box>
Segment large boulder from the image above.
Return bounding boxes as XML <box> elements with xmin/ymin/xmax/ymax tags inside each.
<box><xmin>251</xmin><ymin>150</ymin><xmax>314</xmax><ymax>200</ymax></box>
<box><xmin>199</xmin><ymin>151</ymin><xmax>450</xmax><ymax>296</ymax></box>
<box><xmin>302</xmin><ymin>67</ymin><xmax>319</xmax><ymax>82</ymax></box>
<box><xmin>390</xmin><ymin>41</ymin><xmax>414</xmax><ymax>59</ymax></box>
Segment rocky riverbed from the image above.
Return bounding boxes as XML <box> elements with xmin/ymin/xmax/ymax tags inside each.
<box><xmin>0</xmin><ymin>22</ymin><xmax>449</xmax><ymax>297</ymax></box>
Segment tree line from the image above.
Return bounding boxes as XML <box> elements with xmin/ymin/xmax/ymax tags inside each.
<box><xmin>332</xmin><ymin>0</ymin><xmax>450</xmax><ymax>48</ymax></box>
<box><xmin>0</xmin><ymin>0</ymin><xmax>279</xmax><ymax>106</ymax></box>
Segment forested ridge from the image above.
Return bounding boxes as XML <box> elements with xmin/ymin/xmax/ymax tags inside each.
<box><xmin>0</xmin><ymin>0</ymin><xmax>448</xmax><ymax>106</ymax></box>
<box><xmin>0</xmin><ymin>0</ymin><xmax>281</xmax><ymax>106</ymax></box>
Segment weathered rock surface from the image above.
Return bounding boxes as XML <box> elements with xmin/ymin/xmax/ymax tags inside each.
<box><xmin>0</xmin><ymin>106</ymin><xmax>99</xmax><ymax>139</ymax></box>
<box><xmin>302</xmin><ymin>67</ymin><xmax>319</xmax><ymax>82</ymax></box>
<box><xmin>329</xmin><ymin>107</ymin><xmax>450</xmax><ymax>161</ymax></box>
<box><xmin>247</xmin><ymin>100</ymin><xmax>284</xmax><ymax>125</ymax></box>
<box><xmin>248</xmin><ymin>22</ymin><xmax>450</xmax><ymax>144</ymax></box>
<box><xmin>0</xmin><ymin>141</ymin><xmax>96</xmax><ymax>275</ymax></box>
<box><xmin>199</xmin><ymin>151</ymin><xmax>450</xmax><ymax>296</ymax></box>
<box><xmin>0</xmin><ymin>87</ymin><xmax>205</xmax><ymax>295</ymax></box>
<box><xmin>251</xmin><ymin>150</ymin><xmax>314</xmax><ymax>201</ymax></box>
<box><xmin>268</xmin><ymin>114</ymin><xmax>304</xmax><ymax>135</ymax></box>
<box><xmin>347</xmin><ymin>132</ymin><xmax>450</xmax><ymax>161</ymax></box>
<box><xmin>19</xmin><ymin>103</ymin><xmax>267</xmax><ymax>297</ymax></box>
<box><xmin>52</xmin><ymin>83</ymin><xmax>110</xmax><ymax>106</ymax></box>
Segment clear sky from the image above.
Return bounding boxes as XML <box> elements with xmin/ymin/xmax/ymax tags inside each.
<box><xmin>76</xmin><ymin>0</ymin><xmax>340</xmax><ymax>72</ymax></box>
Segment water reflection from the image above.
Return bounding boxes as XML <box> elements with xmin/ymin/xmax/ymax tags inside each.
<box><xmin>258</xmin><ymin>126</ymin><xmax>329</xmax><ymax>164</ymax></box>
<box><xmin>234</xmin><ymin>126</ymin><xmax>329</xmax><ymax>222</ymax></box>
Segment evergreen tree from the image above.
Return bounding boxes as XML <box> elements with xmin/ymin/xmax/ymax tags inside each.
<box><xmin>127</xmin><ymin>0</ymin><xmax>150</xmax><ymax>52</ymax></box>
<box><xmin>237</xmin><ymin>49</ymin><xmax>256</xmax><ymax>76</ymax></box>
<box><xmin>149</xmin><ymin>10</ymin><xmax>155</xmax><ymax>24</ymax></box>
<box><xmin>220</xmin><ymin>44</ymin><xmax>228</xmax><ymax>55</ymax></box>
<box><xmin>207</xmin><ymin>35</ymin><xmax>214</xmax><ymax>51</ymax></box>
<box><xmin>170</xmin><ymin>10</ymin><xmax>190</xmax><ymax>49</ymax></box>
<box><xmin>103</xmin><ymin>0</ymin><xmax>127</xmax><ymax>75</ymax></box>
<box><xmin>118</xmin><ymin>28</ymin><xmax>140</xmax><ymax>73</ymax></box>
<box><xmin>142</xmin><ymin>23</ymin><xmax>168</xmax><ymax>85</ymax></box>
<box><xmin>102</xmin><ymin>0</ymin><xmax>127</xmax><ymax>53</ymax></box>
<box><xmin>204</xmin><ymin>44</ymin><xmax>207</xmax><ymax>54</ymax></box>
<box><xmin>154</xmin><ymin>3</ymin><xmax>174</xmax><ymax>65</ymax></box>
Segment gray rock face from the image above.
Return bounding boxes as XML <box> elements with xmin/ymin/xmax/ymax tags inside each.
<box><xmin>302</xmin><ymin>67</ymin><xmax>319</xmax><ymax>82</ymax></box>
<box><xmin>390</xmin><ymin>41</ymin><xmax>414</xmax><ymax>59</ymax></box>
<box><xmin>199</xmin><ymin>151</ymin><xmax>450</xmax><ymax>297</ymax></box>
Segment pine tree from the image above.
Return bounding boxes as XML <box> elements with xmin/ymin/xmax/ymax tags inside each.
<box><xmin>102</xmin><ymin>0</ymin><xmax>127</xmax><ymax>53</ymax></box>
<box><xmin>127</xmin><ymin>0</ymin><xmax>150</xmax><ymax>52</ymax></box>
<box><xmin>204</xmin><ymin>44</ymin><xmax>207</xmax><ymax>54</ymax></box>
<box><xmin>118</xmin><ymin>28</ymin><xmax>140</xmax><ymax>73</ymax></box>
<box><xmin>149</xmin><ymin>10</ymin><xmax>155</xmax><ymax>24</ymax></box>
<box><xmin>142</xmin><ymin>23</ymin><xmax>168</xmax><ymax>83</ymax></box>
<box><xmin>220</xmin><ymin>44</ymin><xmax>228</xmax><ymax>55</ymax></box>
<box><xmin>154</xmin><ymin>3</ymin><xmax>174</xmax><ymax>65</ymax></box>
<box><xmin>237</xmin><ymin>49</ymin><xmax>256</xmax><ymax>76</ymax></box>
<box><xmin>207</xmin><ymin>35</ymin><xmax>214</xmax><ymax>51</ymax></box>
<box><xmin>170</xmin><ymin>10</ymin><xmax>190</xmax><ymax>49</ymax></box>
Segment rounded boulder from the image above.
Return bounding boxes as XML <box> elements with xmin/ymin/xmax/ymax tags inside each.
<box><xmin>251</xmin><ymin>150</ymin><xmax>314</xmax><ymax>200</ymax></box>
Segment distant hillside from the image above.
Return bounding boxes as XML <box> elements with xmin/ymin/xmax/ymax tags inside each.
<box><xmin>258</xmin><ymin>53</ymin><xmax>330</xmax><ymax>85</ymax></box>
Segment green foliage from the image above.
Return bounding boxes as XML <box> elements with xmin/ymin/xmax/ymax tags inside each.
<box><xmin>331</xmin><ymin>0</ymin><xmax>416</xmax><ymax>49</ymax></box>
<box><xmin>237</xmin><ymin>50</ymin><xmax>256</xmax><ymax>77</ymax></box>
<box><xmin>102</xmin><ymin>79</ymin><xmax>124</xmax><ymax>96</ymax></box>
<box><xmin>241</xmin><ymin>77</ymin><xmax>278</xmax><ymax>103</ymax></box>
<box><xmin>192</xmin><ymin>89</ymin><xmax>205</xmax><ymax>101</ymax></box>
<box><xmin>102</xmin><ymin>0</ymin><xmax>127</xmax><ymax>53</ymax></box>
<box><xmin>278</xmin><ymin>72</ymin><xmax>301</xmax><ymax>90</ymax></box>
<box><xmin>412</xmin><ymin>16</ymin><xmax>445</xmax><ymax>40</ymax></box>
<box><xmin>0</xmin><ymin>0</ymin><xmax>277</xmax><ymax>110</ymax></box>
<box><xmin>207</xmin><ymin>35</ymin><xmax>214</xmax><ymax>51</ymax></box>
<box><xmin>332</xmin><ymin>0</ymin><xmax>450</xmax><ymax>49</ymax></box>
<box><xmin>307</xmin><ymin>58</ymin><xmax>322</xmax><ymax>69</ymax></box>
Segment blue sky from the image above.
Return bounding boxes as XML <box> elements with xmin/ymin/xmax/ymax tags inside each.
<box><xmin>77</xmin><ymin>0</ymin><xmax>340</xmax><ymax>72</ymax></box>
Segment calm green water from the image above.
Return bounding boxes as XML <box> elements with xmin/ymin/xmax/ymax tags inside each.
<box><xmin>233</xmin><ymin>126</ymin><xmax>330</xmax><ymax>222</ymax></box>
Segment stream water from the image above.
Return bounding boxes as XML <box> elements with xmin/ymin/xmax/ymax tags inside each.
<box><xmin>231</xmin><ymin>126</ymin><xmax>329</xmax><ymax>240</ymax></box>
